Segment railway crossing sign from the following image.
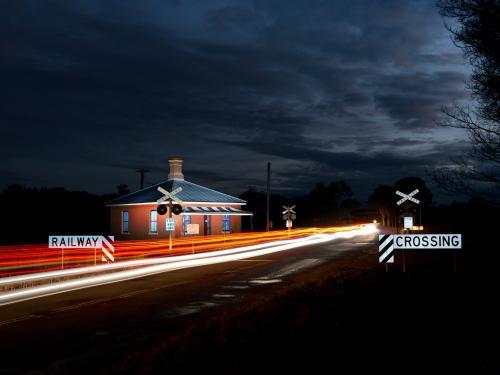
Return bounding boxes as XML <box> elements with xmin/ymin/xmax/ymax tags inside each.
<box><xmin>378</xmin><ymin>234</ymin><xmax>462</xmax><ymax>263</ymax></box>
<box><xmin>157</xmin><ymin>186</ymin><xmax>183</xmax><ymax>216</ymax></box>
<box><xmin>157</xmin><ymin>186</ymin><xmax>183</xmax><ymax>204</ymax></box>
<box><xmin>282</xmin><ymin>205</ymin><xmax>296</xmax><ymax>228</ymax></box>
<box><xmin>282</xmin><ymin>205</ymin><xmax>296</xmax><ymax>219</ymax></box>
<box><xmin>396</xmin><ymin>189</ymin><xmax>420</xmax><ymax>206</ymax></box>
<box><xmin>157</xmin><ymin>186</ymin><xmax>183</xmax><ymax>250</ymax></box>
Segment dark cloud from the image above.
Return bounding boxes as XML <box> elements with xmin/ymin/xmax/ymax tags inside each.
<box><xmin>0</xmin><ymin>0</ymin><xmax>470</xmax><ymax>202</ymax></box>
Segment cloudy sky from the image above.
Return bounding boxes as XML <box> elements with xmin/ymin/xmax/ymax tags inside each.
<box><xmin>1</xmin><ymin>0</ymin><xmax>471</xmax><ymax>202</ymax></box>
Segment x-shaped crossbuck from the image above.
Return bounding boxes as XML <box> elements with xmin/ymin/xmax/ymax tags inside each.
<box><xmin>157</xmin><ymin>186</ymin><xmax>183</xmax><ymax>204</ymax></box>
<box><xmin>282</xmin><ymin>205</ymin><xmax>296</xmax><ymax>215</ymax></box>
<box><xmin>396</xmin><ymin>189</ymin><xmax>420</xmax><ymax>206</ymax></box>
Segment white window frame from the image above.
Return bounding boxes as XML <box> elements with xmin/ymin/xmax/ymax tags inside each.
<box><xmin>150</xmin><ymin>210</ymin><xmax>158</xmax><ymax>234</ymax></box>
<box><xmin>122</xmin><ymin>211</ymin><xmax>129</xmax><ymax>234</ymax></box>
<box><xmin>222</xmin><ymin>214</ymin><xmax>231</xmax><ymax>232</ymax></box>
<box><xmin>183</xmin><ymin>214</ymin><xmax>191</xmax><ymax>236</ymax></box>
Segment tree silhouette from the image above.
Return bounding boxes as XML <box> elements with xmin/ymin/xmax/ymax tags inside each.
<box><xmin>434</xmin><ymin>0</ymin><xmax>500</xmax><ymax>204</ymax></box>
<box><xmin>368</xmin><ymin>185</ymin><xmax>394</xmax><ymax>226</ymax></box>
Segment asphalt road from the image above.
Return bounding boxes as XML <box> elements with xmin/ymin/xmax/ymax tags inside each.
<box><xmin>0</xmin><ymin>232</ymin><xmax>377</xmax><ymax>374</ymax></box>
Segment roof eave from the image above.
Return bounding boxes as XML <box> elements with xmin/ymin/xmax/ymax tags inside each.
<box><xmin>106</xmin><ymin>201</ymin><xmax>246</xmax><ymax>207</ymax></box>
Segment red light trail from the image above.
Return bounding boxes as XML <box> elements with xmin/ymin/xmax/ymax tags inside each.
<box><xmin>0</xmin><ymin>224</ymin><xmax>378</xmax><ymax>306</ymax></box>
<box><xmin>0</xmin><ymin>225</ymin><xmax>368</xmax><ymax>278</ymax></box>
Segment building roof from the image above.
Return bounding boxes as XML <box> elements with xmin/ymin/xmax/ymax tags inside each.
<box><xmin>106</xmin><ymin>179</ymin><xmax>246</xmax><ymax>206</ymax></box>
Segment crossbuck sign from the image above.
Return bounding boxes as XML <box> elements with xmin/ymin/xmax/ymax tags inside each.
<box><xmin>157</xmin><ymin>186</ymin><xmax>183</xmax><ymax>204</ymax></box>
<box><xmin>396</xmin><ymin>189</ymin><xmax>420</xmax><ymax>206</ymax></box>
<box><xmin>282</xmin><ymin>205</ymin><xmax>296</xmax><ymax>228</ymax></box>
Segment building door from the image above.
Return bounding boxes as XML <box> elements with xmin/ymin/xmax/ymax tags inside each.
<box><xmin>204</xmin><ymin>215</ymin><xmax>211</xmax><ymax>235</ymax></box>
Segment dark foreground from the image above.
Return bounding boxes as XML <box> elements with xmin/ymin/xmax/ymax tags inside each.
<box><xmin>0</xmin><ymin>228</ymin><xmax>497</xmax><ymax>374</ymax></box>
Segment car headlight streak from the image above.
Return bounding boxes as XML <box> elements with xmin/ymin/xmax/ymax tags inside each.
<box><xmin>0</xmin><ymin>224</ymin><xmax>378</xmax><ymax>306</ymax></box>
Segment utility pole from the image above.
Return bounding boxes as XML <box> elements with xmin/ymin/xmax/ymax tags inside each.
<box><xmin>136</xmin><ymin>168</ymin><xmax>150</xmax><ymax>189</ymax></box>
<box><xmin>266</xmin><ymin>162</ymin><xmax>271</xmax><ymax>232</ymax></box>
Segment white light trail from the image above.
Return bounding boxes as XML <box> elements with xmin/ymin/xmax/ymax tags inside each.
<box><xmin>0</xmin><ymin>225</ymin><xmax>378</xmax><ymax>306</ymax></box>
<box><xmin>0</xmin><ymin>235</ymin><xmax>316</xmax><ymax>286</ymax></box>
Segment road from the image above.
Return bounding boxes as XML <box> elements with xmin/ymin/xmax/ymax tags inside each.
<box><xmin>0</xmin><ymin>230</ymin><xmax>378</xmax><ymax>373</ymax></box>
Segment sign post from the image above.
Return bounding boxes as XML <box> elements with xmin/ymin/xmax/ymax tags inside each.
<box><xmin>157</xmin><ymin>186</ymin><xmax>183</xmax><ymax>252</ymax></box>
<box><xmin>282</xmin><ymin>205</ymin><xmax>296</xmax><ymax>234</ymax></box>
<box><xmin>186</xmin><ymin>223</ymin><xmax>199</xmax><ymax>254</ymax></box>
<box><xmin>395</xmin><ymin>189</ymin><xmax>420</xmax><ymax>272</ymax></box>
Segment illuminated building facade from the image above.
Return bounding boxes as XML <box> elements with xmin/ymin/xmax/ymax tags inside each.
<box><xmin>107</xmin><ymin>158</ymin><xmax>252</xmax><ymax>240</ymax></box>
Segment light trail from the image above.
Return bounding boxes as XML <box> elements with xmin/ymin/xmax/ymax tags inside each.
<box><xmin>0</xmin><ymin>225</ymin><xmax>364</xmax><ymax>277</ymax></box>
<box><xmin>0</xmin><ymin>224</ymin><xmax>378</xmax><ymax>306</ymax></box>
<box><xmin>0</xmin><ymin>235</ymin><xmax>315</xmax><ymax>286</ymax></box>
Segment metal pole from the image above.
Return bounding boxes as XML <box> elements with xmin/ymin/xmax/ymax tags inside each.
<box><xmin>266</xmin><ymin>162</ymin><xmax>271</xmax><ymax>232</ymax></box>
<box><xmin>420</xmin><ymin>205</ymin><xmax>422</xmax><ymax>228</ymax></box>
<box><xmin>168</xmin><ymin>199</ymin><xmax>173</xmax><ymax>252</ymax></box>
<box><xmin>403</xmin><ymin>249</ymin><xmax>406</xmax><ymax>273</ymax></box>
<box><xmin>136</xmin><ymin>168</ymin><xmax>150</xmax><ymax>189</ymax></box>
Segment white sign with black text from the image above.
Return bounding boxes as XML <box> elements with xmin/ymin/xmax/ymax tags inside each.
<box><xmin>403</xmin><ymin>216</ymin><xmax>413</xmax><ymax>229</ymax></box>
<box><xmin>378</xmin><ymin>234</ymin><xmax>462</xmax><ymax>264</ymax></box>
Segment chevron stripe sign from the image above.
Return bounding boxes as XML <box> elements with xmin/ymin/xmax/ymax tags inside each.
<box><xmin>101</xmin><ymin>235</ymin><xmax>115</xmax><ymax>262</ymax></box>
<box><xmin>378</xmin><ymin>234</ymin><xmax>395</xmax><ymax>263</ymax></box>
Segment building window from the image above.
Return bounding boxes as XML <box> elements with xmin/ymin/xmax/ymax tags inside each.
<box><xmin>150</xmin><ymin>210</ymin><xmax>157</xmax><ymax>233</ymax></box>
<box><xmin>204</xmin><ymin>215</ymin><xmax>211</xmax><ymax>235</ymax></box>
<box><xmin>122</xmin><ymin>211</ymin><xmax>129</xmax><ymax>233</ymax></box>
<box><xmin>183</xmin><ymin>214</ymin><xmax>191</xmax><ymax>236</ymax></box>
<box><xmin>222</xmin><ymin>214</ymin><xmax>231</xmax><ymax>232</ymax></box>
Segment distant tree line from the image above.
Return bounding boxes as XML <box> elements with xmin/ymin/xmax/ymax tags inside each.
<box><xmin>239</xmin><ymin>181</ymin><xmax>361</xmax><ymax>232</ymax></box>
<box><xmin>0</xmin><ymin>184</ymin><xmax>121</xmax><ymax>245</ymax></box>
<box><xmin>0</xmin><ymin>176</ymin><xmax>497</xmax><ymax>244</ymax></box>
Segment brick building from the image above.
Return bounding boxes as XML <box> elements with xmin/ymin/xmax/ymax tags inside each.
<box><xmin>107</xmin><ymin>158</ymin><xmax>252</xmax><ymax>240</ymax></box>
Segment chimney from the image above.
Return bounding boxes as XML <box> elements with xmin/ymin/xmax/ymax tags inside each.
<box><xmin>168</xmin><ymin>157</ymin><xmax>184</xmax><ymax>180</ymax></box>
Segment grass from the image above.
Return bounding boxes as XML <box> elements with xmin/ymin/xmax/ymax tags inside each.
<box><xmin>111</xmin><ymin>239</ymin><xmax>498</xmax><ymax>374</ymax></box>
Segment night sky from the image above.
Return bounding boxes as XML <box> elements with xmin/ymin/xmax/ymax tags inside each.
<box><xmin>1</xmin><ymin>0</ymin><xmax>471</xmax><ymax>202</ymax></box>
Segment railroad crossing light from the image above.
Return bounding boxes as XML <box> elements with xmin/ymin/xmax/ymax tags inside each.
<box><xmin>172</xmin><ymin>204</ymin><xmax>183</xmax><ymax>215</ymax></box>
<box><xmin>157</xmin><ymin>204</ymin><xmax>168</xmax><ymax>215</ymax></box>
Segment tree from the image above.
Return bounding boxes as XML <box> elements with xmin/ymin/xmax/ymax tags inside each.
<box><xmin>117</xmin><ymin>184</ymin><xmax>130</xmax><ymax>196</ymax></box>
<box><xmin>300</xmin><ymin>181</ymin><xmax>352</xmax><ymax>225</ymax></box>
<box><xmin>434</xmin><ymin>0</ymin><xmax>500</xmax><ymax>204</ymax></box>
<box><xmin>368</xmin><ymin>185</ymin><xmax>394</xmax><ymax>226</ymax></box>
<box><xmin>239</xmin><ymin>187</ymin><xmax>289</xmax><ymax>230</ymax></box>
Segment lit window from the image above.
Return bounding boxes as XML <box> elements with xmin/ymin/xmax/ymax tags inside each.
<box><xmin>150</xmin><ymin>210</ymin><xmax>157</xmax><ymax>233</ymax></box>
<box><xmin>122</xmin><ymin>211</ymin><xmax>129</xmax><ymax>233</ymax></box>
<box><xmin>223</xmin><ymin>214</ymin><xmax>231</xmax><ymax>232</ymax></box>
<box><xmin>183</xmin><ymin>214</ymin><xmax>191</xmax><ymax>235</ymax></box>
